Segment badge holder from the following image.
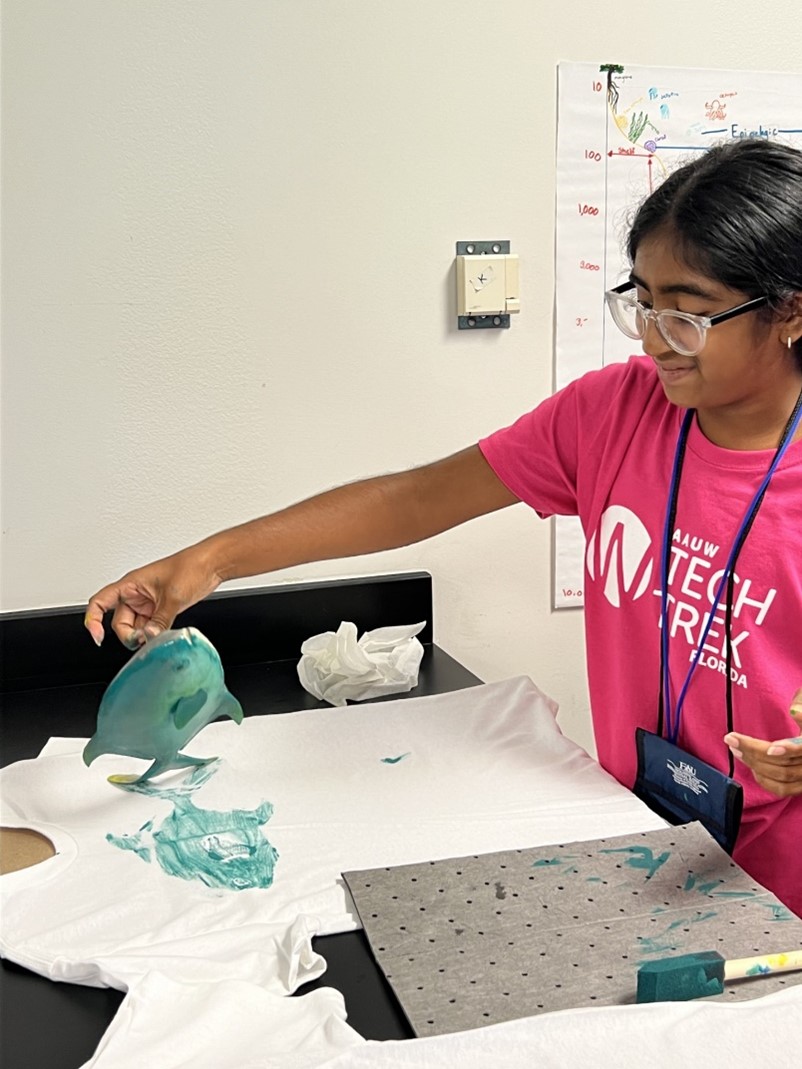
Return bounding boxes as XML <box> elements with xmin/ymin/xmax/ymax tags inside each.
<box><xmin>633</xmin><ymin>729</ymin><xmax>743</xmax><ymax>854</ymax></box>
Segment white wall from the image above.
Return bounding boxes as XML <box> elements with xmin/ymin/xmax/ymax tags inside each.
<box><xmin>2</xmin><ymin>0</ymin><xmax>799</xmax><ymax>754</ymax></box>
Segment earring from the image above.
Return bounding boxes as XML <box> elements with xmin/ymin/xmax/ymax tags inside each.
<box><xmin>789</xmin><ymin>337</ymin><xmax>794</xmax><ymax>350</ymax></box>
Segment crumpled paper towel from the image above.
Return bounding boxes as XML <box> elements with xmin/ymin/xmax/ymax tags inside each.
<box><xmin>297</xmin><ymin>620</ymin><xmax>426</xmax><ymax>707</ymax></box>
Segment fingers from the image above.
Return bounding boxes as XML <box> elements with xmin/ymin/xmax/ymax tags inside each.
<box><xmin>142</xmin><ymin>595</ymin><xmax>181</xmax><ymax>637</ymax></box>
<box><xmin>766</xmin><ymin>736</ymin><xmax>802</xmax><ymax>757</ymax></box>
<box><xmin>112</xmin><ymin>601</ymin><xmax>147</xmax><ymax>649</ymax></box>
<box><xmin>750</xmin><ymin>768</ymin><xmax>802</xmax><ymax>797</ymax></box>
<box><xmin>85</xmin><ymin>577</ymin><xmax>164</xmax><ymax>648</ymax></box>
<box><xmin>725</xmin><ymin>732</ymin><xmax>802</xmax><ymax>764</ymax></box>
<box><xmin>723</xmin><ymin>728</ymin><xmax>802</xmax><ymax>797</ymax></box>
<box><xmin>760</xmin><ymin>690</ymin><xmax>802</xmax><ymax>757</ymax></box>
<box><xmin>85</xmin><ymin>549</ymin><xmax>217</xmax><ymax>648</ymax></box>
<box><xmin>84</xmin><ymin>583</ymin><xmax>126</xmax><ymax>647</ymax></box>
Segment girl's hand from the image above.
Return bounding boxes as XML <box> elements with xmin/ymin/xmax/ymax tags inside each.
<box><xmin>723</xmin><ymin>689</ymin><xmax>802</xmax><ymax>797</ymax></box>
<box><xmin>85</xmin><ymin>548</ymin><xmax>221</xmax><ymax>648</ymax></box>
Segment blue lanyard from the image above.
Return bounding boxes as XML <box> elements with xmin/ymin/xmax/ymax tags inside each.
<box><xmin>659</xmin><ymin>393</ymin><xmax>802</xmax><ymax>747</ymax></box>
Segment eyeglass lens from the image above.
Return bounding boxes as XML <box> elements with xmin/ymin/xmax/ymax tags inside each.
<box><xmin>608</xmin><ymin>295</ymin><xmax>704</xmax><ymax>356</ymax></box>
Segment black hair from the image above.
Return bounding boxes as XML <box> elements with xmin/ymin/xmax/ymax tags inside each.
<box><xmin>627</xmin><ymin>138</ymin><xmax>802</xmax><ymax>368</ymax></box>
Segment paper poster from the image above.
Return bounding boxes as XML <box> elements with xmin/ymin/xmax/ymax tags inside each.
<box><xmin>553</xmin><ymin>61</ymin><xmax>802</xmax><ymax>608</ymax></box>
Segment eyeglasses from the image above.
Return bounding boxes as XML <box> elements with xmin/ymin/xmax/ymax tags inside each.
<box><xmin>604</xmin><ymin>282</ymin><xmax>769</xmax><ymax>357</ymax></box>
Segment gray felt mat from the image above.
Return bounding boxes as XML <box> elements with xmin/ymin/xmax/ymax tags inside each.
<box><xmin>343</xmin><ymin>822</ymin><xmax>802</xmax><ymax>1037</ymax></box>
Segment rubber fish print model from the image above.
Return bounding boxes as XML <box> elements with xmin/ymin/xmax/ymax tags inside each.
<box><xmin>83</xmin><ymin>628</ymin><xmax>243</xmax><ymax>784</ymax></box>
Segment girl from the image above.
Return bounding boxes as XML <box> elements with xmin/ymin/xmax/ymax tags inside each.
<box><xmin>86</xmin><ymin>138</ymin><xmax>802</xmax><ymax>914</ymax></box>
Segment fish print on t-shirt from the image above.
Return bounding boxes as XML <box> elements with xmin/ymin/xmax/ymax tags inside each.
<box><xmin>105</xmin><ymin>761</ymin><xmax>279</xmax><ymax>891</ymax></box>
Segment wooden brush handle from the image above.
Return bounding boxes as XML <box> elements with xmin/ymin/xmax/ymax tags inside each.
<box><xmin>724</xmin><ymin>950</ymin><xmax>802</xmax><ymax>981</ymax></box>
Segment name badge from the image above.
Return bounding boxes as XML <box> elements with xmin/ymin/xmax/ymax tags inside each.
<box><xmin>633</xmin><ymin>729</ymin><xmax>743</xmax><ymax>854</ymax></box>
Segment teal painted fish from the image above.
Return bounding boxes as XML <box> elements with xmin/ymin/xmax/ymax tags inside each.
<box><xmin>83</xmin><ymin>628</ymin><xmax>243</xmax><ymax>784</ymax></box>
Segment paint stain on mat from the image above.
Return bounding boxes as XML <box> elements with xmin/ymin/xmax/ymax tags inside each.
<box><xmin>637</xmin><ymin>910</ymin><xmax>718</xmax><ymax>959</ymax></box>
<box><xmin>599</xmin><ymin>845</ymin><xmax>670</xmax><ymax>880</ymax></box>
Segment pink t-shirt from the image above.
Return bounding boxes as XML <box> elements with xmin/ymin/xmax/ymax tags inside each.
<box><xmin>479</xmin><ymin>356</ymin><xmax>802</xmax><ymax>916</ymax></box>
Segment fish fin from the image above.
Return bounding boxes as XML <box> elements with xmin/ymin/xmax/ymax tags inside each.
<box><xmin>170</xmin><ymin>689</ymin><xmax>208</xmax><ymax>730</ymax></box>
<box><xmin>216</xmin><ymin>691</ymin><xmax>244</xmax><ymax>724</ymax></box>
<box><xmin>132</xmin><ymin>754</ymin><xmax>213</xmax><ymax>785</ymax></box>
<box><xmin>83</xmin><ymin>737</ymin><xmax>103</xmax><ymax>766</ymax></box>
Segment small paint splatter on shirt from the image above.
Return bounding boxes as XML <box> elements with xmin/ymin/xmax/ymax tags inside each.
<box><xmin>380</xmin><ymin>753</ymin><xmax>411</xmax><ymax>764</ymax></box>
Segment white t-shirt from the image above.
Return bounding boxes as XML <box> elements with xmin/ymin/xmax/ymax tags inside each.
<box><xmin>80</xmin><ymin>965</ymin><xmax>802</xmax><ymax>1069</ymax></box>
<box><xmin>317</xmin><ymin>985</ymin><xmax>802</xmax><ymax>1069</ymax></box>
<box><xmin>79</xmin><ymin>974</ymin><xmax>365</xmax><ymax>1069</ymax></box>
<box><xmin>1</xmin><ymin>677</ymin><xmax>663</xmax><ymax>992</ymax></box>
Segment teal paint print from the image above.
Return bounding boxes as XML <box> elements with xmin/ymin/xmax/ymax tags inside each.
<box><xmin>105</xmin><ymin>760</ymin><xmax>278</xmax><ymax>891</ymax></box>
<box><xmin>684</xmin><ymin>873</ymin><xmax>725</xmax><ymax>895</ymax></box>
<box><xmin>762</xmin><ymin>902</ymin><xmax>795</xmax><ymax>922</ymax></box>
<box><xmin>637</xmin><ymin>910</ymin><xmax>718</xmax><ymax>960</ymax></box>
<box><xmin>107</xmin><ymin>822</ymin><xmax>154</xmax><ymax>862</ymax></box>
<box><xmin>599</xmin><ymin>845</ymin><xmax>670</xmax><ymax>880</ymax></box>
<box><xmin>381</xmin><ymin>753</ymin><xmax>411</xmax><ymax>764</ymax></box>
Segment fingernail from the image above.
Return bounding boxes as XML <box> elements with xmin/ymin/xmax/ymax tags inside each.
<box><xmin>729</xmin><ymin>747</ymin><xmax>743</xmax><ymax>760</ymax></box>
<box><xmin>767</xmin><ymin>745</ymin><xmax>786</xmax><ymax>757</ymax></box>
<box><xmin>723</xmin><ymin>734</ymin><xmax>738</xmax><ymax>747</ymax></box>
<box><xmin>93</xmin><ymin>635</ymin><xmax>102</xmax><ymax>648</ymax></box>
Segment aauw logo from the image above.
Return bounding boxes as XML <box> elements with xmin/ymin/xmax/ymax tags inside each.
<box><xmin>586</xmin><ymin>506</ymin><xmax>653</xmax><ymax>607</ymax></box>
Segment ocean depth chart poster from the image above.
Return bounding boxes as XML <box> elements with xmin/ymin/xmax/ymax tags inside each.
<box><xmin>553</xmin><ymin>61</ymin><xmax>802</xmax><ymax>608</ymax></box>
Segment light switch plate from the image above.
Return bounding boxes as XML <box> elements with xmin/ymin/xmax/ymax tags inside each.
<box><xmin>455</xmin><ymin>241</ymin><xmax>518</xmax><ymax>329</ymax></box>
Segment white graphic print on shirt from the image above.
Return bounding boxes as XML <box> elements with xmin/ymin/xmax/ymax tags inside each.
<box><xmin>587</xmin><ymin>506</ymin><xmax>778</xmax><ymax>691</ymax></box>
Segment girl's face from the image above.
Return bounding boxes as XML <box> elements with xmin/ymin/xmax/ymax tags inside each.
<box><xmin>631</xmin><ymin>232</ymin><xmax>801</xmax><ymax>447</ymax></box>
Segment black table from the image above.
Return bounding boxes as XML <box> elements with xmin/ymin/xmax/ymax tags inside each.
<box><xmin>0</xmin><ymin>574</ymin><xmax>481</xmax><ymax>1068</ymax></box>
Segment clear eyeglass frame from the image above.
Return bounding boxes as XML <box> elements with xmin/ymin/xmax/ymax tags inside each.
<box><xmin>605</xmin><ymin>282</ymin><xmax>769</xmax><ymax>357</ymax></box>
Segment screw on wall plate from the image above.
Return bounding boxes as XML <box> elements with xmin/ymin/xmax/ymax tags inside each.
<box><xmin>456</xmin><ymin>241</ymin><xmax>510</xmax><ymax>256</ymax></box>
<box><xmin>460</xmin><ymin>314</ymin><xmax>511</xmax><ymax>330</ymax></box>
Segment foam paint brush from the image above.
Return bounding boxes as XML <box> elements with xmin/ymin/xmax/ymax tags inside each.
<box><xmin>637</xmin><ymin>949</ymin><xmax>802</xmax><ymax>1003</ymax></box>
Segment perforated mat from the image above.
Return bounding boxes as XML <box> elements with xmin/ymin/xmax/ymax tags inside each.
<box><xmin>343</xmin><ymin>822</ymin><xmax>802</xmax><ymax>1037</ymax></box>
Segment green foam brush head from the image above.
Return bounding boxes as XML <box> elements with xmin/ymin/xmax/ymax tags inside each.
<box><xmin>637</xmin><ymin>951</ymin><xmax>725</xmax><ymax>1003</ymax></box>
